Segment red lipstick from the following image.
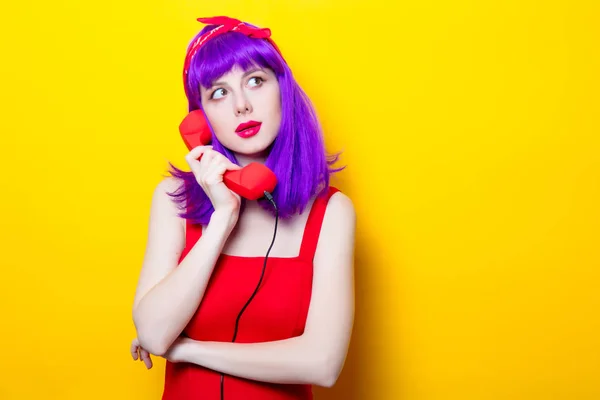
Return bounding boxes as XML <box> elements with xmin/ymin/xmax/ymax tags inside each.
<box><xmin>235</xmin><ymin>120</ymin><xmax>262</xmax><ymax>138</ymax></box>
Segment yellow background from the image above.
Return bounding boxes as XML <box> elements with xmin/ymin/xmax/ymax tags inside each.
<box><xmin>0</xmin><ymin>0</ymin><xmax>598</xmax><ymax>399</ymax></box>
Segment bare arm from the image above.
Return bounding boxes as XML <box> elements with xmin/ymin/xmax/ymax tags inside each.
<box><xmin>132</xmin><ymin>177</ymin><xmax>237</xmax><ymax>356</ymax></box>
<box><xmin>167</xmin><ymin>192</ymin><xmax>356</xmax><ymax>387</ymax></box>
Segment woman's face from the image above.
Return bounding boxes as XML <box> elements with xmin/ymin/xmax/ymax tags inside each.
<box><xmin>200</xmin><ymin>65</ymin><xmax>281</xmax><ymax>158</ymax></box>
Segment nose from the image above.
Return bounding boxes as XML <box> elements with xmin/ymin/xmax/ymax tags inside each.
<box><xmin>234</xmin><ymin>93</ymin><xmax>253</xmax><ymax>116</ymax></box>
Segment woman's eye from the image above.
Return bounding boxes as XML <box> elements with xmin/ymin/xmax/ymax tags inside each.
<box><xmin>211</xmin><ymin>88</ymin><xmax>226</xmax><ymax>99</ymax></box>
<box><xmin>248</xmin><ymin>77</ymin><xmax>263</xmax><ymax>87</ymax></box>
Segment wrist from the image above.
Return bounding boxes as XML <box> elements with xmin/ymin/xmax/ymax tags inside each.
<box><xmin>180</xmin><ymin>337</ymin><xmax>197</xmax><ymax>363</ymax></box>
<box><xmin>168</xmin><ymin>337</ymin><xmax>195</xmax><ymax>363</ymax></box>
<box><xmin>209</xmin><ymin>208</ymin><xmax>239</xmax><ymax>232</ymax></box>
<box><xmin>180</xmin><ymin>338</ymin><xmax>204</xmax><ymax>364</ymax></box>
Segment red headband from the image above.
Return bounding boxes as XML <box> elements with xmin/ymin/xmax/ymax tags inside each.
<box><xmin>182</xmin><ymin>16</ymin><xmax>284</xmax><ymax>97</ymax></box>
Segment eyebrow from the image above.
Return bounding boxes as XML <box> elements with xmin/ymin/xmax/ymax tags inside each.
<box><xmin>210</xmin><ymin>67</ymin><xmax>264</xmax><ymax>88</ymax></box>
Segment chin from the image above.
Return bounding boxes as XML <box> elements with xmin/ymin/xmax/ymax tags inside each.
<box><xmin>229</xmin><ymin>136</ymin><xmax>276</xmax><ymax>158</ymax></box>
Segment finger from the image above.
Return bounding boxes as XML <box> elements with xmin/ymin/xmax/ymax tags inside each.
<box><xmin>208</xmin><ymin>152</ymin><xmax>240</xmax><ymax>170</ymax></box>
<box><xmin>189</xmin><ymin>149</ymin><xmax>215</xmax><ymax>183</ymax></box>
<box><xmin>185</xmin><ymin>145</ymin><xmax>213</xmax><ymax>165</ymax></box>
<box><xmin>224</xmin><ymin>158</ymin><xmax>242</xmax><ymax>170</ymax></box>
<box><xmin>197</xmin><ymin>150</ymin><xmax>218</xmax><ymax>185</ymax></box>
<box><xmin>204</xmin><ymin>161</ymin><xmax>229</xmax><ymax>184</ymax></box>
<box><xmin>140</xmin><ymin>349</ymin><xmax>153</xmax><ymax>369</ymax></box>
<box><xmin>198</xmin><ymin>149</ymin><xmax>217</xmax><ymax>170</ymax></box>
<box><xmin>205</xmin><ymin>154</ymin><xmax>241</xmax><ymax>177</ymax></box>
<box><xmin>130</xmin><ymin>339</ymin><xmax>139</xmax><ymax>360</ymax></box>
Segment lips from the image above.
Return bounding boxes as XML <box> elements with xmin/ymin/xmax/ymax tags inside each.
<box><xmin>235</xmin><ymin>120</ymin><xmax>262</xmax><ymax>138</ymax></box>
<box><xmin>236</xmin><ymin>120</ymin><xmax>261</xmax><ymax>132</ymax></box>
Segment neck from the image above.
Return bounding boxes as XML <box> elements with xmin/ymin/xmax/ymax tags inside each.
<box><xmin>235</xmin><ymin>152</ymin><xmax>268</xmax><ymax>167</ymax></box>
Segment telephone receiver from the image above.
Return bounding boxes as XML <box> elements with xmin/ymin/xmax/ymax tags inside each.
<box><xmin>178</xmin><ymin>110</ymin><xmax>278</xmax><ymax>200</ymax></box>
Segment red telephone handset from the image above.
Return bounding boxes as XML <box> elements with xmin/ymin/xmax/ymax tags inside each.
<box><xmin>179</xmin><ymin>110</ymin><xmax>277</xmax><ymax>200</ymax></box>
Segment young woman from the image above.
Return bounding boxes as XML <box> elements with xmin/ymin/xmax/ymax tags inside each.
<box><xmin>130</xmin><ymin>16</ymin><xmax>356</xmax><ymax>399</ymax></box>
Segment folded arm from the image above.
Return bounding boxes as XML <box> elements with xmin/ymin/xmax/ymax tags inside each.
<box><xmin>132</xmin><ymin>178</ymin><xmax>237</xmax><ymax>356</ymax></box>
<box><xmin>170</xmin><ymin>192</ymin><xmax>356</xmax><ymax>387</ymax></box>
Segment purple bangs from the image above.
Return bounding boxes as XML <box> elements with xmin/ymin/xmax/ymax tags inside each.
<box><xmin>167</xmin><ymin>23</ymin><xmax>343</xmax><ymax>225</ymax></box>
<box><xmin>185</xmin><ymin>31</ymin><xmax>286</xmax><ymax>108</ymax></box>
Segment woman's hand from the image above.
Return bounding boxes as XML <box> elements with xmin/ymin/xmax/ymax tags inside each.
<box><xmin>131</xmin><ymin>337</ymin><xmax>153</xmax><ymax>369</ymax></box>
<box><xmin>185</xmin><ymin>145</ymin><xmax>242</xmax><ymax>216</ymax></box>
<box><xmin>130</xmin><ymin>337</ymin><xmax>190</xmax><ymax>368</ymax></box>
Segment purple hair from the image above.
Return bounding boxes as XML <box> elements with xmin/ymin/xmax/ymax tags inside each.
<box><xmin>167</xmin><ymin>22</ymin><xmax>342</xmax><ymax>225</ymax></box>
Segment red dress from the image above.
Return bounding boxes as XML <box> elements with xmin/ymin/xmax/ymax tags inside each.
<box><xmin>161</xmin><ymin>186</ymin><xmax>340</xmax><ymax>400</ymax></box>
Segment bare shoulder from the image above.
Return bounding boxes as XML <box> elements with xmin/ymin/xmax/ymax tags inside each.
<box><xmin>149</xmin><ymin>176</ymin><xmax>186</xmax><ymax>229</ymax></box>
<box><xmin>312</xmin><ymin>190</ymin><xmax>355</xmax><ymax>279</ymax></box>
<box><xmin>154</xmin><ymin>176</ymin><xmax>183</xmax><ymax>198</ymax></box>
<box><xmin>151</xmin><ymin>177</ymin><xmax>183</xmax><ymax>209</ymax></box>
<box><xmin>315</xmin><ymin>190</ymin><xmax>356</xmax><ymax>258</ymax></box>
<box><xmin>323</xmin><ymin>191</ymin><xmax>356</xmax><ymax>228</ymax></box>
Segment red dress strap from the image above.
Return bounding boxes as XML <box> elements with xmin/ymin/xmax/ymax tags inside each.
<box><xmin>178</xmin><ymin>185</ymin><xmax>340</xmax><ymax>264</ymax></box>
<box><xmin>298</xmin><ymin>186</ymin><xmax>340</xmax><ymax>262</ymax></box>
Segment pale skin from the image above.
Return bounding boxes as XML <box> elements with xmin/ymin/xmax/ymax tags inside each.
<box><xmin>130</xmin><ymin>65</ymin><xmax>356</xmax><ymax>387</ymax></box>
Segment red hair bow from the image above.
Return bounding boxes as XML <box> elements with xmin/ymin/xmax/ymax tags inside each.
<box><xmin>196</xmin><ymin>16</ymin><xmax>273</xmax><ymax>40</ymax></box>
